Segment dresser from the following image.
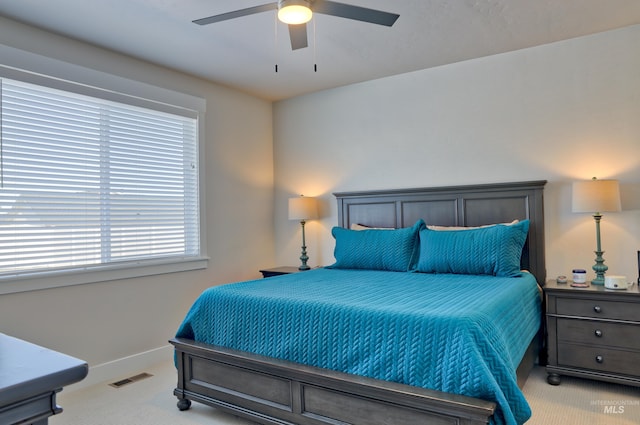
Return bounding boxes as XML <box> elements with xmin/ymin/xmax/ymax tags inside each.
<box><xmin>545</xmin><ymin>280</ymin><xmax>640</xmax><ymax>387</ymax></box>
<box><xmin>0</xmin><ymin>333</ymin><xmax>88</xmax><ymax>424</ymax></box>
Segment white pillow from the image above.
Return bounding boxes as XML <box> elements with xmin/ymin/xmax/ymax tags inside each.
<box><xmin>426</xmin><ymin>220</ymin><xmax>519</xmax><ymax>231</ymax></box>
<box><xmin>350</xmin><ymin>223</ymin><xmax>394</xmax><ymax>230</ymax></box>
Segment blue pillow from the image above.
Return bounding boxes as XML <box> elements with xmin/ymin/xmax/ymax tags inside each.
<box><xmin>416</xmin><ymin>220</ymin><xmax>530</xmax><ymax>277</ymax></box>
<box><xmin>329</xmin><ymin>220</ymin><xmax>425</xmax><ymax>272</ymax></box>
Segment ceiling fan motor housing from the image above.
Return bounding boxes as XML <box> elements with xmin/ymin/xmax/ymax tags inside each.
<box><xmin>278</xmin><ymin>0</ymin><xmax>313</xmax><ymax>25</ymax></box>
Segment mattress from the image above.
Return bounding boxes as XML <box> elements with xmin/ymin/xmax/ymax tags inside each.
<box><xmin>176</xmin><ymin>268</ymin><xmax>541</xmax><ymax>425</ymax></box>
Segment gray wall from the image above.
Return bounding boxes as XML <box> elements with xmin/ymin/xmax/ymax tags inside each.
<box><xmin>273</xmin><ymin>25</ymin><xmax>640</xmax><ymax>282</ymax></box>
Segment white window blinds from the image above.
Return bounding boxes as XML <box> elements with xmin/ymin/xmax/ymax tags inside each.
<box><xmin>0</xmin><ymin>78</ymin><xmax>200</xmax><ymax>279</ymax></box>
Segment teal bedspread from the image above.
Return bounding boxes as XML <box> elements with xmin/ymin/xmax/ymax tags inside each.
<box><xmin>176</xmin><ymin>268</ymin><xmax>541</xmax><ymax>425</ymax></box>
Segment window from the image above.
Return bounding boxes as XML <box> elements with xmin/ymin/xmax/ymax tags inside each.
<box><xmin>0</xmin><ymin>74</ymin><xmax>204</xmax><ymax>291</ymax></box>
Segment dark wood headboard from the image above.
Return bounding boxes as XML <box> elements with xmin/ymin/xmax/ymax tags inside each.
<box><xmin>334</xmin><ymin>180</ymin><xmax>547</xmax><ymax>285</ymax></box>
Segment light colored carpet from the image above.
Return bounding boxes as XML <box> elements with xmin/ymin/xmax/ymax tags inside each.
<box><xmin>51</xmin><ymin>360</ymin><xmax>639</xmax><ymax>425</ymax></box>
<box><xmin>523</xmin><ymin>367</ymin><xmax>639</xmax><ymax>425</ymax></box>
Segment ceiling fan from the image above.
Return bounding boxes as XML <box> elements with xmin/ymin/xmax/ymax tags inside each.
<box><xmin>193</xmin><ymin>0</ymin><xmax>400</xmax><ymax>51</ymax></box>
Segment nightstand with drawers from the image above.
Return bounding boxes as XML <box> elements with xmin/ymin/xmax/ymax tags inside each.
<box><xmin>545</xmin><ymin>279</ymin><xmax>640</xmax><ymax>387</ymax></box>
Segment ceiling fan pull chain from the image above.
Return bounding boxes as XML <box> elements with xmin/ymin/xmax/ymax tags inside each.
<box><xmin>313</xmin><ymin>18</ymin><xmax>317</xmax><ymax>72</ymax></box>
<box><xmin>274</xmin><ymin>13</ymin><xmax>279</xmax><ymax>73</ymax></box>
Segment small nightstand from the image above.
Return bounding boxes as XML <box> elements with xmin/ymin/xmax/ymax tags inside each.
<box><xmin>259</xmin><ymin>266</ymin><xmax>305</xmax><ymax>278</ymax></box>
<box><xmin>545</xmin><ymin>279</ymin><xmax>640</xmax><ymax>387</ymax></box>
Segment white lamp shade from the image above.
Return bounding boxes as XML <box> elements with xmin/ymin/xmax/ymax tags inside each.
<box><xmin>288</xmin><ymin>196</ymin><xmax>318</xmax><ymax>220</ymax></box>
<box><xmin>278</xmin><ymin>0</ymin><xmax>312</xmax><ymax>24</ymax></box>
<box><xmin>572</xmin><ymin>179</ymin><xmax>621</xmax><ymax>213</ymax></box>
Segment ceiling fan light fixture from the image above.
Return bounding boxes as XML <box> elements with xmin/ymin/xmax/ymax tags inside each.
<box><xmin>278</xmin><ymin>0</ymin><xmax>312</xmax><ymax>25</ymax></box>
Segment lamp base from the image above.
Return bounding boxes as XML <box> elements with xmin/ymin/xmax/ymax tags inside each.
<box><xmin>591</xmin><ymin>248</ymin><xmax>608</xmax><ymax>286</ymax></box>
<box><xmin>297</xmin><ymin>220</ymin><xmax>311</xmax><ymax>271</ymax></box>
<box><xmin>298</xmin><ymin>247</ymin><xmax>310</xmax><ymax>270</ymax></box>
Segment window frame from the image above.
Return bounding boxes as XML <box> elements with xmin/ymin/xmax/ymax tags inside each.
<box><xmin>0</xmin><ymin>47</ymin><xmax>208</xmax><ymax>295</ymax></box>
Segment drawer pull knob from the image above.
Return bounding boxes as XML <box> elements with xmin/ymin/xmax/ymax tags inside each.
<box><xmin>593</xmin><ymin>305</ymin><xmax>602</xmax><ymax>313</ymax></box>
<box><xmin>596</xmin><ymin>355</ymin><xmax>604</xmax><ymax>363</ymax></box>
<box><xmin>594</xmin><ymin>329</ymin><xmax>603</xmax><ymax>337</ymax></box>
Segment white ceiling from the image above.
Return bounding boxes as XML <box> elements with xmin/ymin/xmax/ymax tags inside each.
<box><xmin>1</xmin><ymin>0</ymin><xmax>639</xmax><ymax>101</ymax></box>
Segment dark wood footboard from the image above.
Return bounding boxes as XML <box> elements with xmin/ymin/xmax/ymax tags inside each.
<box><xmin>170</xmin><ymin>337</ymin><xmax>496</xmax><ymax>425</ymax></box>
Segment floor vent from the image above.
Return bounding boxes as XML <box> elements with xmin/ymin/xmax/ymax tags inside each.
<box><xmin>109</xmin><ymin>372</ymin><xmax>153</xmax><ymax>388</ymax></box>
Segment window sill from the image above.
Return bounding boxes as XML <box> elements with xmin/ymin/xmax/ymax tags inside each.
<box><xmin>0</xmin><ymin>257</ymin><xmax>209</xmax><ymax>295</ymax></box>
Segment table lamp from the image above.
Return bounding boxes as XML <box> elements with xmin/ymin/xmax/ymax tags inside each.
<box><xmin>572</xmin><ymin>177</ymin><xmax>621</xmax><ymax>285</ymax></box>
<box><xmin>288</xmin><ymin>195</ymin><xmax>318</xmax><ymax>270</ymax></box>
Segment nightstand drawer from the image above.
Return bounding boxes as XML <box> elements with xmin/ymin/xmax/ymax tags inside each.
<box><xmin>558</xmin><ymin>343</ymin><xmax>640</xmax><ymax>376</ymax></box>
<box><xmin>557</xmin><ymin>318</ymin><xmax>640</xmax><ymax>351</ymax></box>
<box><xmin>556</xmin><ymin>298</ymin><xmax>640</xmax><ymax>322</ymax></box>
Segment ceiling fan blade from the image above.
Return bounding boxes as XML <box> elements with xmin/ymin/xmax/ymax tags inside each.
<box><xmin>288</xmin><ymin>24</ymin><xmax>309</xmax><ymax>50</ymax></box>
<box><xmin>193</xmin><ymin>3</ymin><xmax>277</xmax><ymax>25</ymax></box>
<box><xmin>313</xmin><ymin>0</ymin><xmax>399</xmax><ymax>26</ymax></box>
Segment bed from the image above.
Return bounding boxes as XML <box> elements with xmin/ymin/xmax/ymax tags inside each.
<box><xmin>170</xmin><ymin>180</ymin><xmax>547</xmax><ymax>425</ymax></box>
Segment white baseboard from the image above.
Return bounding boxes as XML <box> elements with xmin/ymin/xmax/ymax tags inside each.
<box><xmin>63</xmin><ymin>344</ymin><xmax>174</xmax><ymax>393</ymax></box>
